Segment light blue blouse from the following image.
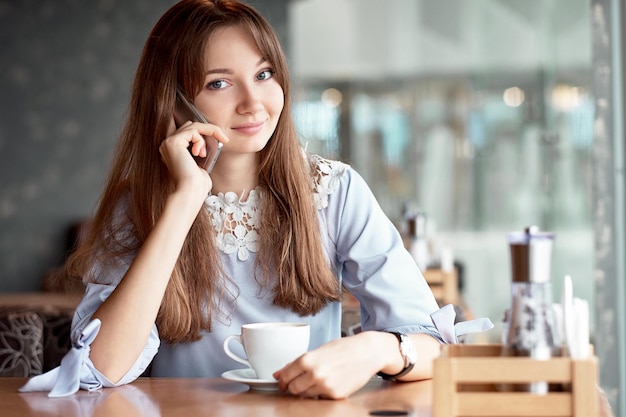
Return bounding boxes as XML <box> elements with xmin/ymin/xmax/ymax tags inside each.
<box><xmin>20</xmin><ymin>156</ymin><xmax>445</xmax><ymax>396</ymax></box>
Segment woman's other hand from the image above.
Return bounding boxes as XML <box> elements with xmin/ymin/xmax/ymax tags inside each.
<box><xmin>274</xmin><ymin>331</ymin><xmax>440</xmax><ymax>400</ymax></box>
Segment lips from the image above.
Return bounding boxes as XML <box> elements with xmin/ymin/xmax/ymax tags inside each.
<box><xmin>232</xmin><ymin>121</ymin><xmax>265</xmax><ymax>135</ymax></box>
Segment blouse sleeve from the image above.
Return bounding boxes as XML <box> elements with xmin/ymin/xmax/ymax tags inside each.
<box><xmin>322</xmin><ymin>166</ymin><xmax>443</xmax><ymax>341</ymax></box>
<box><xmin>19</xmin><ymin>260</ymin><xmax>160</xmax><ymax>397</ymax></box>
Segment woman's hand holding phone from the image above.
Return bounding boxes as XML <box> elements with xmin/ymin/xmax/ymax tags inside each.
<box><xmin>160</xmin><ymin>119</ymin><xmax>229</xmax><ymax>203</ymax></box>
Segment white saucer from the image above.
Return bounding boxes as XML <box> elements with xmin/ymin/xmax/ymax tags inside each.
<box><xmin>221</xmin><ymin>368</ymin><xmax>280</xmax><ymax>392</ymax></box>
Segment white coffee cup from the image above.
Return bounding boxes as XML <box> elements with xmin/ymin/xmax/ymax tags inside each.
<box><xmin>223</xmin><ymin>322</ymin><xmax>310</xmax><ymax>380</ymax></box>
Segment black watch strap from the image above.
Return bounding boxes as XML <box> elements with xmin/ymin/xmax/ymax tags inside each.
<box><xmin>376</xmin><ymin>332</ymin><xmax>416</xmax><ymax>381</ymax></box>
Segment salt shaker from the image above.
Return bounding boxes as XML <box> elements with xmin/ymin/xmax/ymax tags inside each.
<box><xmin>501</xmin><ymin>226</ymin><xmax>560</xmax><ymax>393</ymax></box>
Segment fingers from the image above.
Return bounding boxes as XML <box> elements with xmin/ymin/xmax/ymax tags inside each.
<box><xmin>163</xmin><ymin>120</ymin><xmax>227</xmax><ymax>158</ymax></box>
<box><xmin>173</xmin><ymin>120</ymin><xmax>229</xmax><ymax>162</ymax></box>
<box><xmin>185</xmin><ymin>126</ymin><xmax>209</xmax><ymax>158</ymax></box>
<box><xmin>274</xmin><ymin>356</ymin><xmax>309</xmax><ymax>394</ymax></box>
<box><xmin>277</xmin><ymin>369</ymin><xmax>348</xmax><ymax>400</ymax></box>
<box><xmin>160</xmin><ymin>122</ymin><xmax>209</xmax><ymax>181</ymax></box>
<box><xmin>276</xmin><ymin>368</ymin><xmax>321</xmax><ymax>398</ymax></box>
<box><xmin>275</xmin><ymin>356</ymin><xmax>348</xmax><ymax>400</ymax></box>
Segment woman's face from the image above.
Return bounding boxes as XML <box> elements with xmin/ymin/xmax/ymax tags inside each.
<box><xmin>193</xmin><ymin>25</ymin><xmax>284</xmax><ymax>156</ymax></box>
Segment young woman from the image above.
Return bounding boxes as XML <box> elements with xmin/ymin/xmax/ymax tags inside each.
<box><xmin>21</xmin><ymin>0</ymin><xmax>445</xmax><ymax>399</ymax></box>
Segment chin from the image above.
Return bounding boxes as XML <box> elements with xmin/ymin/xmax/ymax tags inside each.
<box><xmin>225</xmin><ymin>141</ymin><xmax>271</xmax><ymax>155</ymax></box>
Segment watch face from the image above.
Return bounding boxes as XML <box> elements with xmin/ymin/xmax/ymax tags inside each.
<box><xmin>400</xmin><ymin>334</ymin><xmax>417</xmax><ymax>364</ymax></box>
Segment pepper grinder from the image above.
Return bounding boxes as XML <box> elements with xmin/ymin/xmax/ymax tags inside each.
<box><xmin>406</xmin><ymin>210</ymin><xmax>429</xmax><ymax>270</ymax></box>
<box><xmin>501</xmin><ymin>226</ymin><xmax>560</xmax><ymax>394</ymax></box>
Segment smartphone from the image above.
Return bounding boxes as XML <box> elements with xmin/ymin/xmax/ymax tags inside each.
<box><xmin>173</xmin><ymin>87</ymin><xmax>223</xmax><ymax>173</ymax></box>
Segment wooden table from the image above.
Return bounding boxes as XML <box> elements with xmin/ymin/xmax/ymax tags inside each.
<box><xmin>0</xmin><ymin>292</ymin><xmax>81</xmax><ymax>312</ymax></box>
<box><xmin>1</xmin><ymin>377</ymin><xmax>433</xmax><ymax>417</ymax></box>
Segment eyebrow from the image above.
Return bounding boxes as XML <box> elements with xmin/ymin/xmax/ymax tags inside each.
<box><xmin>205</xmin><ymin>57</ymin><xmax>268</xmax><ymax>75</ymax></box>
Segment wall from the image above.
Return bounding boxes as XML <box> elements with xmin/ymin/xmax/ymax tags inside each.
<box><xmin>0</xmin><ymin>0</ymin><xmax>288</xmax><ymax>292</ymax></box>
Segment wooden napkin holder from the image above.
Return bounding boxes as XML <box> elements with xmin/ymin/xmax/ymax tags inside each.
<box><xmin>433</xmin><ymin>344</ymin><xmax>599</xmax><ymax>417</ymax></box>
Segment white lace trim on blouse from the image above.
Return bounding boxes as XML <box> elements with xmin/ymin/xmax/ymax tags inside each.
<box><xmin>205</xmin><ymin>155</ymin><xmax>347</xmax><ymax>260</ymax></box>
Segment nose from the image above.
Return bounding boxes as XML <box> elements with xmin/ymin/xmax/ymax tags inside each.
<box><xmin>236</xmin><ymin>83</ymin><xmax>264</xmax><ymax>115</ymax></box>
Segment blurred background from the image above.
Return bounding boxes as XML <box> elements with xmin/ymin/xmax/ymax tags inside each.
<box><xmin>289</xmin><ymin>0</ymin><xmax>594</xmax><ymax>336</ymax></box>
<box><xmin>0</xmin><ymin>0</ymin><xmax>623</xmax><ymax>413</ymax></box>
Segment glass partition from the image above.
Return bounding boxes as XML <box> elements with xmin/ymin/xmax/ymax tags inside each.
<box><xmin>289</xmin><ymin>0</ymin><xmax>593</xmax><ymax>340</ymax></box>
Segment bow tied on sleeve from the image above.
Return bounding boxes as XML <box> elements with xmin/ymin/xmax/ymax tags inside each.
<box><xmin>430</xmin><ymin>304</ymin><xmax>494</xmax><ymax>344</ymax></box>
<box><xmin>19</xmin><ymin>319</ymin><xmax>103</xmax><ymax>397</ymax></box>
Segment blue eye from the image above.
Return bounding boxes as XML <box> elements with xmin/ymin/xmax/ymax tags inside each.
<box><xmin>257</xmin><ymin>69</ymin><xmax>275</xmax><ymax>81</ymax></box>
<box><xmin>207</xmin><ymin>79</ymin><xmax>227</xmax><ymax>90</ymax></box>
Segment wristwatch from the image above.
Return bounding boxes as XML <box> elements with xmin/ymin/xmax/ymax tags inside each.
<box><xmin>377</xmin><ymin>332</ymin><xmax>417</xmax><ymax>381</ymax></box>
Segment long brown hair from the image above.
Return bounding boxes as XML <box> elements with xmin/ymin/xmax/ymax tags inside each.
<box><xmin>64</xmin><ymin>0</ymin><xmax>340</xmax><ymax>343</ymax></box>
